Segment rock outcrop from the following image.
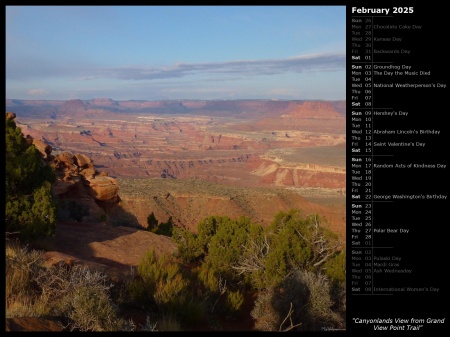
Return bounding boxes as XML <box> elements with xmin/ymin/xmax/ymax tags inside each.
<box><xmin>32</xmin><ymin>138</ymin><xmax>53</xmax><ymax>158</ymax></box>
<box><xmin>50</xmin><ymin>150</ymin><xmax>119</xmax><ymax>203</ymax></box>
<box><xmin>21</xmin><ymin>129</ymin><xmax>121</xmax><ymax>223</ymax></box>
<box><xmin>6</xmin><ymin>111</ymin><xmax>16</xmax><ymax>121</ymax></box>
<box><xmin>59</xmin><ymin>99</ymin><xmax>87</xmax><ymax>113</ymax></box>
<box><xmin>86</xmin><ymin>175</ymin><xmax>120</xmax><ymax>201</ymax></box>
<box><xmin>8</xmin><ymin>112</ymin><xmax>137</xmax><ymax>226</ymax></box>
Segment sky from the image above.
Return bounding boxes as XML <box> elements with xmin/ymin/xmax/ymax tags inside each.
<box><xmin>6</xmin><ymin>5</ymin><xmax>346</xmax><ymax>101</ymax></box>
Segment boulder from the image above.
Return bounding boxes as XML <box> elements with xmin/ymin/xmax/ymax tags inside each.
<box><xmin>74</xmin><ymin>153</ymin><xmax>93</xmax><ymax>168</ymax></box>
<box><xmin>57</xmin><ymin>151</ymin><xmax>76</xmax><ymax>169</ymax></box>
<box><xmin>32</xmin><ymin>138</ymin><xmax>52</xmax><ymax>158</ymax></box>
<box><xmin>86</xmin><ymin>175</ymin><xmax>119</xmax><ymax>202</ymax></box>
<box><xmin>79</xmin><ymin>167</ymin><xmax>96</xmax><ymax>180</ymax></box>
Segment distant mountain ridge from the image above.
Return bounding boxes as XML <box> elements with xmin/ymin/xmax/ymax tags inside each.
<box><xmin>6</xmin><ymin>98</ymin><xmax>346</xmax><ymax>118</ymax></box>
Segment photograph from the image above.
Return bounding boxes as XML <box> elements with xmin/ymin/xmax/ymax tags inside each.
<box><xmin>5</xmin><ymin>5</ymin><xmax>346</xmax><ymax>332</ymax></box>
<box><xmin>5</xmin><ymin>2</ymin><xmax>448</xmax><ymax>335</ymax></box>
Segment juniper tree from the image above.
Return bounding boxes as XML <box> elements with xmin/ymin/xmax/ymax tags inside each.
<box><xmin>5</xmin><ymin>113</ymin><xmax>56</xmax><ymax>241</ymax></box>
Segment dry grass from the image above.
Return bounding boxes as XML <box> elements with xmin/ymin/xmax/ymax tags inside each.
<box><xmin>6</xmin><ymin>239</ymin><xmax>44</xmax><ymax>316</ymax></box>
<box><xmin>6</xmin><ymin>239</ymin><xmax>134</xmax><ymax>331</ymax></box>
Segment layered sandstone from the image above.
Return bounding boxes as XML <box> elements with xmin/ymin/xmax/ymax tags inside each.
<box><xmin>9</xmin><ymin>99</ymin><xmax>346</xmax><ymax>237</ymax></box>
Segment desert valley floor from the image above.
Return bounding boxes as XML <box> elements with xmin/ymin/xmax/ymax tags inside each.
<box><xmin>8</xmin><ymin>98</ymin><xmax>346</xmax><ymax>239</ymax></box>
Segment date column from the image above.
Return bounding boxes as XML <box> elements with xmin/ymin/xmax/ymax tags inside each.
<box><xmin>349</xmin><ymin>15</ymin><xmax>374</xmax><ymax>295</ymax></box>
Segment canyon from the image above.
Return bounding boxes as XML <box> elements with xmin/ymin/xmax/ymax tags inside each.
<box><xmin>7</xmin><ymin>98</ymin><xmax>346</xmax><ymax>238</ymax></box>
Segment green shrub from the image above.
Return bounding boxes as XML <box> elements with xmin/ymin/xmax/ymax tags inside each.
<box><xmin>154</xmin><ymin>273</ymin><xmax>189</xmax><ymax>311</ymax></box>
<box><xmin>242</xmin><ymin>211</ymin><xmax>341</xmax><ymax>289</ymax></box>
<box><xmin>197</xmin><ymin>261</ymin><xmax>220</xmax><ymax>293</ymax></box>
<box><xmin>172</xmin><ymin>227</ymin><xmax>203</xmax><ymax>263</ymax></box>
<box><xmin>130</xmin><ymin>249</ymin><xmax>190</xmax><ymax>315</ymax></box>
<box><xmin>225</xmin><ymin>290</ymin><xmax>244</xmax><ymax>315</ymax></box>
<box><xmin>5</xmin><ymin>114</ymin><xmax>56</xmax><ymax>241</ymax></box>
<box><xmin>323</xmin><ymin>250</ymin><xmax>346</xmax><ymax>283</ymax></box>
<box><xmin>205</xmin><ymin>216</ymin><xmax>250</xmax><ymax>280</ymax></box>
<box><xmin>154</xmin><ymin>216</ymin><xmax>174</xmax><ymax>237</ymax></box>
<box><xmin>147</xmin><ymin>212</ymin><xmax>158</xmax><ymax>231</ymax></box>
